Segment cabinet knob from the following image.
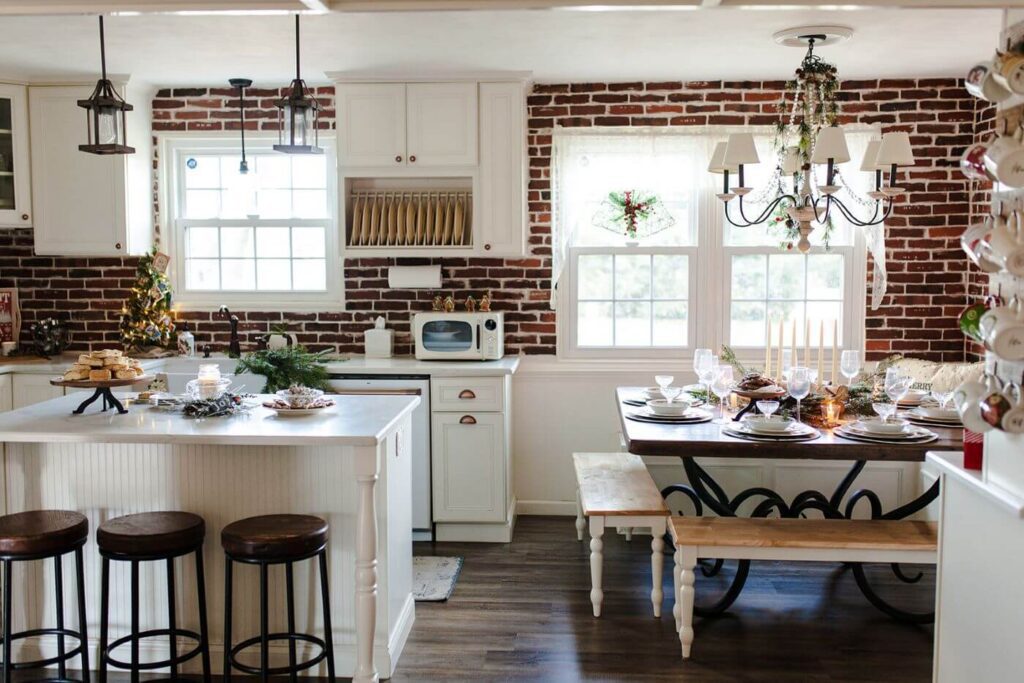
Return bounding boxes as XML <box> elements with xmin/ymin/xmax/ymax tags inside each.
<box><xmin>395</xmin><ymin>155</ymin><xmax>403</xmax><ymax>163</ymax></box>
<box><xmin>115</xmin><ymin>242</ymin><xmax>122</xmax><ymax>250</ymax></box>
<box><xmin>20</xmin><ymin>213</ymin><xmax>28</xmax><ymax>221</ymax></box>
<box><xmin>484</xmin><ymin>243</ymin><xmax>492</xmax><ymax>251</ymax></box>
<box><xmin>409</xmin><ymin>155</ymin><xmax>417</xmax><ymax>163</ymax></box>
<box><xmin>459</xmin><ymin>415</ymin><xmax>477</xmax><ymax>425</ymax></box>
<box><xmin>458</xmin><ymin>389</ymin><xmax>476</xmax><ymax>400</ymax></box>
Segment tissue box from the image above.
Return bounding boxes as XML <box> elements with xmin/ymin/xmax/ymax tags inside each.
<box><xmin>365</xmin><ymin>328</ymin><xmax>393</xmax><ymax>358</ymax></box>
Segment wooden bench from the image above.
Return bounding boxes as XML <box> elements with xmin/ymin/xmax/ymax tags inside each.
<box><xmin>573</xmin><ymin>453</ymin><xmax>669</xmax><ymax>618</ymax></box>
<box><xmin>669</xmin><ymin>516</ymin><xmax>938</xmax><ymax>660</ymax></box>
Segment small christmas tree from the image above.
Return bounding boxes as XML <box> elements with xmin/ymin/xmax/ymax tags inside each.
<box><xmin>119</xmin><ymin>250</ymin><xmax>176</xmax><ymax>353</ymax></box>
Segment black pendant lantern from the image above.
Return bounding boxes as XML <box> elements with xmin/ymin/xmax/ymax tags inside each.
<box><xmin>229</xmin><ymin>78</ymin><xmax>253</xmax><ymax>174</ymax></box>
<box><xmin>273</xmin><ymin>15</ymin><xmax>322</xmax><ymax>155</ymax></box>
<box><xmin>77</xmin><ymin>16</ymin><xmax>134</xmax><ymax>155</ymax></box>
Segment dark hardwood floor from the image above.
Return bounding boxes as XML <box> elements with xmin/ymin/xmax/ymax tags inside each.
<box><xmin>398</xmin><ymin>516</ymin><xmax>934</xmax><ymax>682</ymax></box>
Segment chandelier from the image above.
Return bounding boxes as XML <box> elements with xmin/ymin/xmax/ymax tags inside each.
<box><xmin>708</xmin><ymin>27</ymin><xmax>915</xmax><ymax>253</ymax></box>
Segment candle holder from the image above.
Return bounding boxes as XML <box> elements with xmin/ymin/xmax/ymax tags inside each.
<box><xmin>820</xmin><ymin>399</ymin><xmax>844</xmax><ymax>427</ymax></box>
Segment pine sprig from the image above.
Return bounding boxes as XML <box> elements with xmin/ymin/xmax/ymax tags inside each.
<box><xmin>235</xmin><ymin>345</ymin><xmax>331</xmax><ymax>394</ymax></box>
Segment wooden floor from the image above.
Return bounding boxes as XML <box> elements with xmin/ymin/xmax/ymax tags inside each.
<box><xmin>396</xmin><ymin>516</ymin><xmax>935</xmax><ymax>682</ymax></box>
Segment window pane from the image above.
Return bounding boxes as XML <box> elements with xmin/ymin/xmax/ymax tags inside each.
<box><xmin>652</xmin><ymin>254</ymin><xmax>687</xmax><ymax>300</ymax></box>
<box><xmin>615</xmin><ymin>254</ymin><xmax>651</xmax><ymax>300</ymax></box>
<box><xmin>292</xmin><ymin>259</ymin><xmax>326</xmax><ymax>291</ymax></box>
<box><xmin>293</xmin><ymin>190</ymin><xmax>327</xmax><ymax>219</ymax></box>
<box><xmin>731</xmin><ymin>301</ymin><xmax>766</xmax><ymax>347</ymax></box>
<box><xmin>578</xmin><ymin>254</ymin><xmax>613</xmax><ymax>300</ymax></box>
<box><xmin>256</xmin><ymin>227</ymin><xmax>291</xmax><ymax>258</ymax></box>
<box><xmin>653</xmin><ymin>301</ymin><xmax>687</xmax><ymax>347</ymax></box>
<box><xmin>807</xmin><ymin>254</ymin><xmax>844</xmax><ymax>300</ymax></box>
<box><xmin>767</xmin><ymin>254</ymin><xmax>805</xmax><ymax>300</ymax></box>
<box><xmin>257</xmin><ymin>259</ymin><xmax>291</xmax><ymax>290</ymax></box>
<box><xmin>257</xmin><ymin>189</ymin><xmax>291</xmax><ymax>218</ymax></box>
<box><xmin>221</xmin><ymin>189</ymin><xmax>256</xmax><ymax>218</ymax></box>
<box><xmin>731</xmin><ymin>254</ymin><xmax>767</xmax><ymax>300</ymax></box>
<box><xmin>220</xmin><ymin>259</ymin><xmax>256</xmax><ymax>291</ymax></box>
<box><xmin>185</xmin><ymin>190</ymin><xmax>219</xmax><ymax>219</ymax></box>
<box><xmin>578</xmin><ymin>302</ymin><xmax>613</xmax><ymax>346</ymax></box>
<box><xmin>292</xmin><ymin>156</ymin><xmax>326</xmax><ymax>188</ymax></box>
<box><xmin>186</xmin><ymin>259</ymin><xmax>220</xmax><ymax>290</ymax></box>
<box><xmin>186</xmin><ymin>227</ymin><xmax>219</xmax><ymax>258</ymax></box>
<box><xmin>220</xmin><ymin>227</ymin><xmax>254</xmax><ymax>258</ymax></box>
<box><xmin>292</xmin><ymin>227</ymin><xmax>326</xmax><ymax>258</ymax></box>
<box><xmin>256</xmin><ymin>156</ymin><xmax>291</xmax><ymax>188</ymax></box>
<box><xmin>184</xmin><ymin>156</ymin><xmax>219</xmax><ymax>188</ymax></box>
<box><xmin>615</xmin><ymin>301</ymin><xmax>651</xmax><ymax>346</ymax></box>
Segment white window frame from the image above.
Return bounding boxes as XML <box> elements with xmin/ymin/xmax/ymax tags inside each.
<box><xmin>159</xmin><ymin>134</ymin><xmax>342</xmax><ymax>311</ymax></box>
<box><xmin>556</xmin><ymin>129</ymin><xmax>868</xmax><ymax>368</ymax></box>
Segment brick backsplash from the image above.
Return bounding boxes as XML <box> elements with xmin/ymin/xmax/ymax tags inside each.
<box><xmin>0</xmin><ymin>79</ymin><xmax>992</xmax><ymax>361</ymax></box>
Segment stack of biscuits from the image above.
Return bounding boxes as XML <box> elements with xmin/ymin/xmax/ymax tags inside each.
<box><xmin>62</xmin><ymin>350</ymin><xmax>145</xmax><ymax>382</ymax></box>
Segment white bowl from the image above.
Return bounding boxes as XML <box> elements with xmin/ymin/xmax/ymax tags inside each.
<box><xmin>898</xmin><ymin>389</ymin><xmax>928</xmax><ymax>404</ymax></box>
<box><xmin>646</xmin><ymin>398</ymin><xmax>693</xmax><ymax>416</ymax></box>
<box><xmin>916</xmin><ymin>406</ymin><xmax>960</xmax><ymax>421</ymax></box>
<box><xmin>743</xmin><ymin>415</ymin><xmax>795</xmax><ymax>433</ymax></box>
<box><xmin>857</xmin><ymin>417</ymin><xmax>909</xmax><ymax>435</ymax></box>
<box><xmin>275</xmin><ymin>387</ymin><xmax>325</xmax><ymax>409</ymax></box>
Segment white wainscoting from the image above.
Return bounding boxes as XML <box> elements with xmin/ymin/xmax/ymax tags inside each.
<box><xmin>511</xmin><ymin>357</ymin><xmax>926</xmax><ymax>518</ymax></box>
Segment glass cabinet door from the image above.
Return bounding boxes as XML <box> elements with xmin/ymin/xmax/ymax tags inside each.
<box><xmin>0</xmin><ymin>85</ymin><xmax>30</xmax><ymax>227</ymax></box>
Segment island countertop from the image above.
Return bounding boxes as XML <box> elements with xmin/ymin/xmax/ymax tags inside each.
<box><xmin>0</xmin><ymin>392</ymin><xmax>420</xmax><ymax>447</ymax></box>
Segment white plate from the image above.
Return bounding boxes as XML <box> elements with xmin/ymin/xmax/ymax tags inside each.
<box><xmin>839</xmin><ymin>424</ymin><xmax>934</xmax><ymax>441</ymax></box>
<box><xmin>739</xmin><ymin>422</ymin><xmax>817</xmax><ymax>438</ymax></box>
<box><xmin>263</xmin><ymin>404</ymin><xmax>333</xmax><ymax>417</ymax></box>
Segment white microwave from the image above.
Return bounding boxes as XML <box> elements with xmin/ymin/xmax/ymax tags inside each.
<box><xmin>413</xmin><ymin>312</ymin><xmax>504</xmax><ymax>361</ymax></box>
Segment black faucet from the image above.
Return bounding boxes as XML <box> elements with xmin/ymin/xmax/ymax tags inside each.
<box><xmin>218</xmin><ymin>305</ymin><xmax>241</xmax><ymax>358</ymax></box>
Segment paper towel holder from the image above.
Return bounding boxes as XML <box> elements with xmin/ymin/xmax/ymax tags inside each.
<box><xmin>387</xmin><ymin>265</ymin><xmax>442</xmax><ymax>289</ymax></box>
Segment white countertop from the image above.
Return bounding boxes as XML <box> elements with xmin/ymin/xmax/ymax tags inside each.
<box><xmin>0</xmin><ymin>393</ymin><xmax>420</xmax><ymax>447</ymax></box>
<box><xmin>926</xmin><ymin>450</ymin><xmax>1024</xmax><ymax>518</ymax></box>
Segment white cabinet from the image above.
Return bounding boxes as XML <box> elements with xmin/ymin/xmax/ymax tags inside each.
<box><xmin>29</xmin><ymin>83</ymin><xmax>153</xmax><ymax>256</ymax></box>
<box><xmin>0</xmin><ymin>84</ymin><xmax>32</xmax><ymax>228</ymax></box>
<box><xmin>406</xmin><ymin>83</ymin><xmax>477</xmax><ymax>167</ymax></box>
<box><xmin>431</xmin><ymin>411</ymin><xmax>506</xmax><ymax>523</ymax></box>
<box><xmin>12</xmin><ymin>373</ymin><xmax>62</xmax><ymax>409</ymax></box>
<box><xmin>477</xmin><ymin>82</ymin><xmax>526</xmax><ymax>256</ymax></box>
<box><xmin>337</xmin><ymin>84</ymin><xmax>406</xmax><ymax>167</ymax></box>
<box><xmin>0</xmin><ymin>374</ymin><xmax>12</xmax><ymax>412</ymax></box>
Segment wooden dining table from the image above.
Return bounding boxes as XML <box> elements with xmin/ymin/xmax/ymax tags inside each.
<box><xmin>616</xmin><ymin>386</ymin><xmax>963</xmax><ymax>623</ymax></box>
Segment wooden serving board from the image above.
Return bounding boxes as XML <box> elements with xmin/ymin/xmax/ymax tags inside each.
<box><xmin>50</xmin><ymin>375</ymin><xmax>152</xmax><ymax>389</ymax></box>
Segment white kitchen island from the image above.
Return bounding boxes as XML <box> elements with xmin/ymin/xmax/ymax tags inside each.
<box><xmin>0</xmin><ymin>392</ymin><xmax>420</xmax><ymax>683</ymax></box>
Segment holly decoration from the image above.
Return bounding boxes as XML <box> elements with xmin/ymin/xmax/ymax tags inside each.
<box><xmin>119</xmin><ymin>250</ymin><xmax>176</xmax><ymax>351</ymax></box>
<box><xmin>592</xmin><ymin>190</ymin><xmax>675</xmax><ymax>241</ymax></box>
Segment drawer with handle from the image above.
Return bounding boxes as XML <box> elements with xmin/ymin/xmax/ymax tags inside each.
<box><xmin>430</xmin><ymin>377</ymin><xmax>503</xmax><ymax>412</ymax></box>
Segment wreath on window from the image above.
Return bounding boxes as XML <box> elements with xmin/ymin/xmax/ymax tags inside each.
<box><xmin>592</xmin><ymin>190</ymin><xmax>675</xmax><ymax>242</ymax></box>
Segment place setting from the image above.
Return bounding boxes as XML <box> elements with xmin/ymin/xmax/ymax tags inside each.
<box><xmin>625</xmin><ymin>375</ymin><xmax>713</xmax><ymax>424</ymax></box>
<box><xmin>903</xmin><ymin>390</ymin><xmax>963</xmax><ymax>429</ymax></box>
<box><xmin>722</xmin><ymin>398</ymin><xmax>821</xmax><ymax>443</ymax></box>
<box><xmin>622</xmin><ymin>374</ymin><xmax>705</xmax><ymax>408</ymax></box>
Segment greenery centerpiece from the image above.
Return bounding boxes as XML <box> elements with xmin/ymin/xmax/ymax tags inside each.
<box><xmin>235</xmin><ymin>345</ymin><xmax>331</xmax><ymax>394</ymax></box>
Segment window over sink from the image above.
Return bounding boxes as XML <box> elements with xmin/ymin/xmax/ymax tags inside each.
<box><xmin>162</xmin><ymin>136</ymin><xmax>341</xmax><ymax>310</ymax></box>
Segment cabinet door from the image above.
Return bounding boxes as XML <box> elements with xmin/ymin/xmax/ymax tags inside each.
<box><xmin>12</xmin><ymin>374</ymin><xmax>63</xmax><ymax>409</ymax></box>
<box><xmin>431</xmin><ymin>412</ymin><xmax>506</xmax><ymax>522</ymax></box>
<box><xmin>0</xmin><ymin>84</ymin><xmax>31</xmax><ymax>228</ymax></box>
<box><xmin>29</xmin><ymin>85</ymin><xmax>127</xmax><ymax>256</ymax></box>
<box><xmin>337</xmin><ymin>84</ymin><xmax>406</xmax><ymax>167</ymax></box>
<box><xmin>406</xmin><ymin>83</ymin><xmax>477</xmax><ymax>167</ymax></box>
<box><xmin>477</xmin><ymin>82</ymin><xmax>526</xmax><ymax>256</ymax></box>
<box><xmin>0</xmin><ymin>374</ymin><xmax>12</xmax><ymax>412</ymax></box>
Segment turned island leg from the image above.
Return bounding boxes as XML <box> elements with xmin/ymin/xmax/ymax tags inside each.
<box><xmin>353</xmin><ymin>446</ymin><xmax>382</xmax><ymax>683</ymax></box>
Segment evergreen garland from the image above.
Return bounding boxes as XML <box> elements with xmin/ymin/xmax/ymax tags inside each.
<box><xmin>119</xmin><ymin>250</ymin><xmax>176</xmax><ymax>352</ymax></box>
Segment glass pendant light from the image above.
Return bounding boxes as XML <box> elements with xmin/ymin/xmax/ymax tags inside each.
<box><xmin>273</xmin><ymin>15</ymin><xmax>322</xmax><ymax>155</ymax></box>
<box><xmin>77</xmin><ymin>16</ymin><xmax>134</xmax><ymax>155</ymax></box>
<box><xmin>229</xmin><ymin>78</ymin><xmax>253</xmax><ymax>173</ymax></box>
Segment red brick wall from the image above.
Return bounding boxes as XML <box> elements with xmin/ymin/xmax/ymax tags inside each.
<box><xmin>0</xmin><ymin>80</ymin><xmax>989</xmax><ymax>361</ymax></box>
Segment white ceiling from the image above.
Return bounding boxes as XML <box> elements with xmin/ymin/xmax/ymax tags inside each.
<box><xmin>0</xmin><ymin>8</ymin><xmax>1003</xmax><ymax>89</ymax></box>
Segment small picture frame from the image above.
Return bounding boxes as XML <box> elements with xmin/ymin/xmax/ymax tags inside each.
<box><xmin>152</xmin><ymin>251</ymin><xmax>171</xmax><ymax>274</ymax></box>
<box><xmin>0</xmin><ymin>288</ymin><xmax>20</xmax><ymax>343</ymax></box>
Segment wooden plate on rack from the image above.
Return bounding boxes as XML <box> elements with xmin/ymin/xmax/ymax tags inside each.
<box><xmin>51</xmin><ymin>375</ymin><xmax>152</xmax><ymax>389</ymax></box>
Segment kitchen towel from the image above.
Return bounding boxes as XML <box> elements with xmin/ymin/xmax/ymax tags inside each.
<box><xmin>412</xmin><ymin>555</ymin><xmax>463</xmax><ymax>602</ymax></box>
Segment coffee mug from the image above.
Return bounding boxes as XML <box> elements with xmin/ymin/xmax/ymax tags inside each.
<box><xmin>967</xmin><ymin>60</ymin><xmax>1013</xmax><ymax>102</ymax></box>
<box><xmin>955</xmin><ymin>373</ymin><xmax>1000</xmax><ymax>433</ymax></box>
<box><xmin>979</xmin><ymin>295</ymin><xmax>1024</xmax><ymax>360</ymax></box>
<box><xmin>960</xmin><ymin>216</ymin><xmax>1003</xmax><ymax>273</ymax></box>
<box><xmin>998</xmin><ymin>382</ymin><xmax>1024</xmax><ymax>433</ymax></box>
<box><xmin>958</xmin><ymin>302</ymin><xmax>989</xmax><ymax>342</ymax></box>
<box><xmin>998</xmin><ymin>52</ymin><xmax>1024</xmax><ymax>95</ymax></box>
<box><xmin>961</xmin><ymin>138</ymin><xmax>995</xmax><ymax>181</ymax></box>
<box><xmin>989</xmin><ymin>210</ymin><xmax>1024</xmax><ymax>276</ymax></box>
<box><xmin>984</xmin><ymin>128</ymin><xmax>1024</xmax><ymax>188</ymax></box>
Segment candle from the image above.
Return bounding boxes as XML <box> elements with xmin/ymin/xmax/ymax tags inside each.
<box><xmin>764</xmin><ymin>317</ymin><xmax>772</xmax><ymax>377</ymax></box>
<box><xmin>790</xmin><ymin>319</ymin><xmax>796</xmax><ymax>367</ymax></box>
<box><xmin>831</xmin><ymin>320</ymin><xmax>839</xmax><ymax>384</ymax></box>
<box><xmin>817</xmin><ymin>320</ymin><xmax>824</xmax><ymax>387</ymax></box>
<box><xmin>804</xmin><ymin>319</ymin><xmax>810</xmax><ymax>368</ymax></box>
<box><xmin>776</xmin><ymin>319</ymin><xmax>783</xmax><ymax>380</ymax></box>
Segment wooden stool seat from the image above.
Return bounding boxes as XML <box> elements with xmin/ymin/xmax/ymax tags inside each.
<box><xmin>221</xmin><ymin>514</ymin><xmax>329</xmax><ymax>561</ymax></box>
<box><xmin>0</xmin><ymin>510</ymin><xmax>88</xmax><ymax>558</ymax></box>
<box><xmin>97</xmin><ymin>511</ymin><xmax>205</xmax><ymax>557</ymax></box>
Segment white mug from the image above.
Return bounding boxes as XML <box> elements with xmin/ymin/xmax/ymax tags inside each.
<box><xmin>989</xmin><ymin>210</ymin><xmax>1024</xmax><ymax>276</ymax></box>
<box><xmin>961</xmin><ymin>216</ymin><xmax>1003</xmax><ymax>272</ymax></box>
<box><xmin>954</xmin><ymin>373</ymin><xmax>1001</xmax><ymax>433</ymax></box>
<box><xmin>979</xmin><ymin>296</ymin><xmax>1024</xmax><ymax>360</ymax></box>
<box><xmin>966</xmin><ymin>59</ymin><xmax>1013</xmax><ymax>103</ymax></box>
<box><xmin>999</xmin><ymin>383</ymin><xmax>1024</xmax><ymax>434</ymax></box>
<box><xmin>998</xmin><ymin>52</ymin><xmax>1024</xmax><ymax>95</ymax></box>
<box><xmin>984</xmin><ymin>128</ymin><xmax>1024</xmax><ymax>188</ymax></box>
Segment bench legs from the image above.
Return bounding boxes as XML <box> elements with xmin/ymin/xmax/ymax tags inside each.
<box><xmin>575</xmin><ymin>487</ymin><xmax>586</xmax><ymax>542</ymax></box>
<box><xmin>650</xmin><ymin>518</ymin><xmax>666</xmax><ymax>618</ymax></box>
<box><xmin>589</xmin><ymin>517</ymin><xmax>604</xmax><ymax>617</ymax></box>
<box><xmin>676</xmin><ymin>547</ymin><xmax>698</xmax><ymax>659</ymax></box>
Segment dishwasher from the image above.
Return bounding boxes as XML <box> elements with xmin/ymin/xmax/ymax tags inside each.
<box><xmin>328</xmin><ymin>375</ymin><xmax>432</xmax><ymax>540</ymax></box>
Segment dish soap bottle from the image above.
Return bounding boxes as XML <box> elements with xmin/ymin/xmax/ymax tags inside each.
<box><xmin>177</xmin><ymin>321</ymin><xmax>196</xmax><ymax>357</ymax></box>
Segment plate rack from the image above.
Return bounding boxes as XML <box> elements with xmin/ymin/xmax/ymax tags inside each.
<box><xmin>346</xmin><ymin>190</ymin><xmax>473</xmax><ymax>249</ymax></box>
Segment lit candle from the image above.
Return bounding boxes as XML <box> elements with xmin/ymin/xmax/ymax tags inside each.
<box><xmin>776</xmin><ymin>318</ymin><xmax>783</xmax><ymax>380</ymax></box>
<box><xmin>817</xmin><ymin>320</ymin><xmax>824</xmax><ymax>387</ymax></box>
<box><xmin>804</xmin><ymin>319</ymin><xmax>810</xmax><ymax>368</ymax></box>
<box><xmin>831</xmin><ymin>320</ymin><xmax>839</xmax><ymax>384</ymax></box>
<box><xmin>765</xmin><ymin>317</ymin><xmax>772</xmax><ymax>377</ymax></box>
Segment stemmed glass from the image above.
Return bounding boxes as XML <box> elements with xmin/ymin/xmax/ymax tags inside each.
<box><xmin>756</xmin><ymin>400</ymin><xmax>780</xmax><ymax>419</ymax></box>
<box><xmin>840</xmin><ymin>350</ymin><xmax>862</xmax><ymax>386</ymax></box>
<box><xmin>661</xmin><ymin>385</ymin><xmax>684</xmax><ymax>404</ymax></box>
<box><xmin>655</xmin><ymin>375</ymin><xmax>674</xmax><ymax>398</ymax></box>
<box><xmin>930</xmin><ymin>390</ymin><xmax>953</xmax><ymax>410</ymax></box>
<box><xmin>873</xmin><ymin>401</ymin><xmax>897</xmax><ymax>423</ymax></box>
<box><xmin>695</xmin><ymin>352</ymin><xmax>717</xmax><ymax>406</ymax></box>
<box><xmin>884</xmin><ymin>368</ymin><xmax>913</xmax><ymax>417</ymax></box>
<box><xmin>710</xmin><ymin>365</ymin><xmax>735</xmax><ymax>424</ymax></box>
<box><xmin>789</xmin><ymin>367</ymin><xmax>811</xmax><ymax>423</ymax></box>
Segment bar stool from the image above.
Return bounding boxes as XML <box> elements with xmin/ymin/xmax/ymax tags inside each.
<box><xmin>0</xmin><ymin>510</ymin><xmax>90</xmax><ymax>683</ymax></box>
<box><xmin>221</xmin><ymin>514</ymin><xmax>335</xmax><ymax>683</ymax></box>
<box><xmin>96</xmin><ymin>512</ymin><xmax>211</xmax><ymax>683</ymax></box>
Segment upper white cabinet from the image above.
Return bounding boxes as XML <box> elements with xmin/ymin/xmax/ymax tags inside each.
<box><xmin>478</xmin><ymin>82</ymin><xmax>526</xmax><ymax>255</ymax></box>
<box><xmin>406</xmin><ymin>83</ymin><xmax>477</xmax><ymax>167</ymax></box>
<box><xmin>0</xmin><ymin>84</ymin><xmax>32</xmax><ymax>228</ymax></box>
<box><xmin>29</xmin><ymin>82</ymin><xmax>153</xmax><ymax>256</ymax></box>
<box><xmin>337</xmin><ymin>83</ymin><xmax>406</xmax><ymax>167</ymax></box>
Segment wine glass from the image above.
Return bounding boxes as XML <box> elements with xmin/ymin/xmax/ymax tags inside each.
<box><xmin>662</xmin><ymin>385</ymin><xmax>683</xmax><ymax>404</ymax></box>
<box><xmin>840</xmin><ymin>350</ymin><xmax>861</xmax><ymax>386</ymax></box>
<box><xmin>873</xmin><ymin>401</ymin><xmax>897</xmax><ymax>423</ymax></box>
<box><xmin>655</xmin><ymin>374</ymin><xmax>674</xmax><ymax>399</ymax></box>
<box><xmin>789</xmin><ymin>366</ymin><xmax>811</xmax><ymax>423</ymax></box>
<box><xmin>756</xmin><ymin>400</ymin><xmax>780</xmax><ymax>419</ymax></box>
<box><xmin>710</xmin><ymin>365</ymin><xmax>735</xmax><ymax>424</ymax></box>
<box><xmin>931</xmin><ymin>390</ymin><xmax>952</xmax><ymax>409</ymax></box>
<box><xmin>696</xmin><ymin>354</ymin><xmax>718</xmax><ymax>405</ymax></box>
<box><xmin>884</xmin><ymin>368</ymin><xmax>913</xmax><ymax>412</ymax></box>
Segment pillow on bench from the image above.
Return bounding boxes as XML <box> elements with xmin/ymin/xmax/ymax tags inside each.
<box><xmin>892</xmin><ymin>358</ymin><xmax>983</xmax><ymax>393</ymax></box>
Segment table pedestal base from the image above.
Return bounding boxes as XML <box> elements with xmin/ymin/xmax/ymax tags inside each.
<box><xmin>71</xmin><ymin>388</ymin><xmax>128</xmax><ymax>415</ymax></box>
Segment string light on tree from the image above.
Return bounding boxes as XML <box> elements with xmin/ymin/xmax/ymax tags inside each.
<box><xmin>119</xmin><ymin>250</ymin><xmax>176</xmax><ymax>352</ymax></box>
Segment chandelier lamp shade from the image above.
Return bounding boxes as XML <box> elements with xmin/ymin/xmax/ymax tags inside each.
<box><xmin>709</xmin><ymin>27</ymin><xmax>916</xmax><ymax>253</ymax></box>
<box><xmin>273</xmin><ymin>14</ymin><xmax>322</xmax><ymax>155</ymax></box>
<box><xmin>77</xmin><ymin>16</ymin><xmax>134</xmax><ymax>155</ymax></box>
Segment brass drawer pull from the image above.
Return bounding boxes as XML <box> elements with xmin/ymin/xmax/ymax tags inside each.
<box><xmin>458</xmin><ymin>389</ymin><xmax>476</xmax><ymax>400</ymax></box>
<box><xmin>459</xmin><ymin>415</ymin><xmax>477</xmax><ymax>425</ymax></box>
